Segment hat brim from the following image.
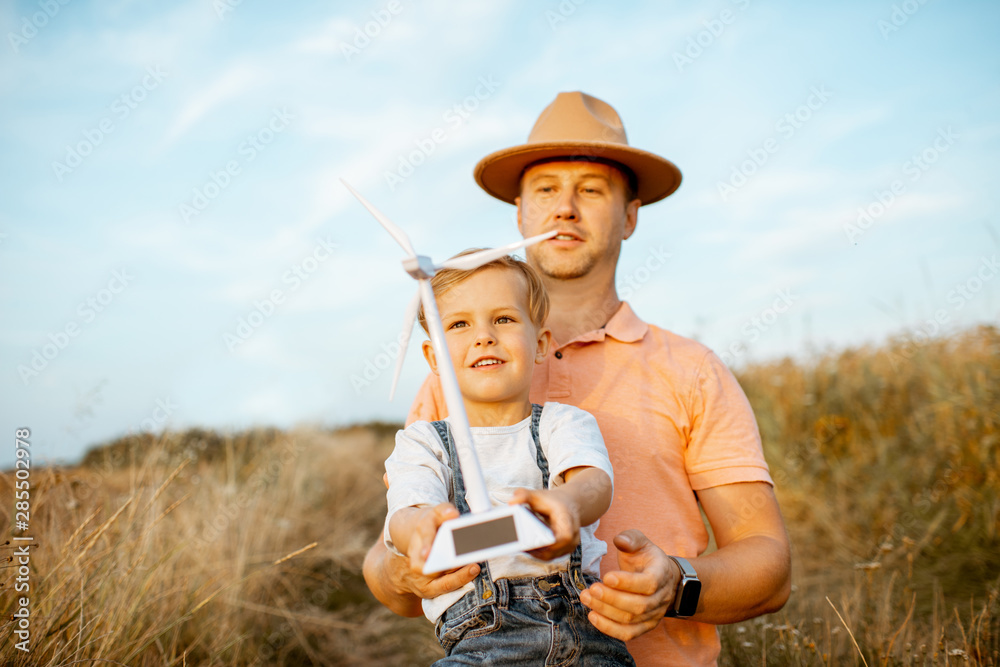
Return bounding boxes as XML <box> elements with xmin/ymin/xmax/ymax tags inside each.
<box><xmin>474</xmin><ymin>141</ymin><xmax>682</xmax><ymax>206</ymax></box>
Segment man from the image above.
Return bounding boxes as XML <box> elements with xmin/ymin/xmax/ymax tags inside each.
<box><xmin>363</xmin><ymin>91</ymin><xmax>791</xmax><ymax>666</ymax></box>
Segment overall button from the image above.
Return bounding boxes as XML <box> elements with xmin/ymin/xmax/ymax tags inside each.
<box><xmin>482</xmin><ymin>589</ymin><xmax>493</xmax><ymax>600</ymax></box>
<box><xmin>537</xmin><ymin>580</ymin><xmax>557</xmax><ymax>592</ymax></box>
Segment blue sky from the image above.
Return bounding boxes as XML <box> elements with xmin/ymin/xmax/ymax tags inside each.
<box><xmin>1</xmin><ymin>0</ymin><xmax>997</xmax><ymax>468</ymax></box>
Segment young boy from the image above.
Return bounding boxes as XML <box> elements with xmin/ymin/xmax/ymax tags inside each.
<box><xmin>384</xmin><ymin>251</ymin><xmax>635</xmax><ymax>665</ymax></box>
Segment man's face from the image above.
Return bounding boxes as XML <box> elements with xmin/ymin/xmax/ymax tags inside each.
<box><xmin>422</xmin><ymin>267</ymin><xmax>550</xmax><ymax>407</ymax></box>
<box><xmin>515</xmin><ymin>161</ymin><xmax>639</xmax><ymax>281</ymax></box>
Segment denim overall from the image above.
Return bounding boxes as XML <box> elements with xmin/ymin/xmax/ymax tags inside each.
<box><xmin>430</xmin><ymin>403</ymin><xmax>635</xmax><ymax>666</ymax></box>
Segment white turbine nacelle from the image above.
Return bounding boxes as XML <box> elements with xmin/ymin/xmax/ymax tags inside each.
<box><xmin>342</xmin><ymin>178</ymin><xmax>557</xmax><ymax>574</ymax></box>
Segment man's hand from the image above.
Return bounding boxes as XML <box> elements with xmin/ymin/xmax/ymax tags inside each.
<box><xmin>579</xmin><ymin>529</ymin><xmax>681</xmax><ymax>640</ymax></box>
<box><xmin>509</xmin><ymin>487</ymin><xmax>581</xmax><ymax>561</ymax></box>
<box><xmin>576</xmin><ymin>482</ymin><xmax>791</xmax><ymax>636</ymax></box>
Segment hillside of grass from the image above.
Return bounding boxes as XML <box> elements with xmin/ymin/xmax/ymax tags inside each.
<box><xmin>0</xmin><ymin>325</ymin><xmax>997</xmax><ymax>665</ymax></box>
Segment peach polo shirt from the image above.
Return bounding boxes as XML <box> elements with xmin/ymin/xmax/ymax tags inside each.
<box><xmin>406</xmin><ymin>301</ymin><xmax>773</xmax><ymax>667</ymax></box>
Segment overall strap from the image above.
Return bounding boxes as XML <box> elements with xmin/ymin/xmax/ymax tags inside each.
<box><xmin>431</xmin><ymin>418</ymin><xmax>496</xmax><ymax>600</ymax></box>
<box><xmin>431</xmin><ymin>418</ymin><xmax>470</xmax><ymax>515</ymax></box>
<box><xmin>529</xmin><ymin>403</ymin><xmax>584</xmax><ymax>575</ymax></box>
<box><xmin>529</xmin><ymin>403</ymin><xmax>549</xmax><ymax>488</ymax></box>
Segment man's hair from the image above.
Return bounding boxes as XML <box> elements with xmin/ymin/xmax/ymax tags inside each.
<box><xmin>417</xmin><ymin>251</ymin><xmax>549</xmax><ymax>333</ymax></box>
<box><xmin>518</xmin><ymin>156</ymin><xmax>638</xmax><ymax>205</ymax></box>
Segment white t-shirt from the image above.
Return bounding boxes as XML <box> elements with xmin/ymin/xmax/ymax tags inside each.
<box><xmin>384</xmin><ymin>401</ymin><xmax>615</xmax><ymax>623</ymax></box>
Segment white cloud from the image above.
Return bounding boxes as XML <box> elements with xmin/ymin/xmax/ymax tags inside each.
<box><xmin>158</xmin><ymin>63</ymin><xmax>260</xmax><ymax>149</ymax></box>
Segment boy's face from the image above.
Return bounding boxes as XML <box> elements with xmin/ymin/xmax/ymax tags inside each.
<box><xmin>422</xmin><ymin>267</ymin><xmax>550</xmax><ymax>408</ymax></box>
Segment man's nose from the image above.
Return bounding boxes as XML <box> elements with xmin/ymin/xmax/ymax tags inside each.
<box><xmin>553</xmin><ymin>189</ymin><xmax>578</xmax><ymax>220</ymax></box>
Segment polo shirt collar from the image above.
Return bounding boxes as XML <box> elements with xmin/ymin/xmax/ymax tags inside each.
<box><xmin>563</xmin><ymin>301</ymin><xmax>649</xmax><ymax>346</ymax></box>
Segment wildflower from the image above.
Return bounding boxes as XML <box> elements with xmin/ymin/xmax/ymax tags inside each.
<box><xmin>853</xmin><ymin>561</ymin><xmax>881</xmax><ymax>570</ymax></box>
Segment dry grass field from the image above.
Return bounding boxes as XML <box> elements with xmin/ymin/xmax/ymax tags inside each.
<box><xmin>1</xmin><ymin>324</ymin><xmax>997</xmax><ymax>665</ymax></box>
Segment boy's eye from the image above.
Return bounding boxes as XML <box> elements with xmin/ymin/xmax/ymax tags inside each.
<box><xmin>496</xmin><ymin>316</ymin><xmax>513</xmax><ymax>324</ymax></box>
<box><xmin>448</xmin><ymin>320</ymin><xmax>467</xmax><ymax>329</ymax></box>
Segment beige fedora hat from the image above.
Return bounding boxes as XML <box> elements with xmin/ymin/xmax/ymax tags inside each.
<box><xmin>474</xmin><ymin>91</ymin><xmax>682</xmax><ymax>206</ymax></box>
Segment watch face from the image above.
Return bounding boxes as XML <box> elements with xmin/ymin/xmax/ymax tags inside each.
<box><xmin>677</xmin><ymin>578</ymin><xmax>702</xmax><ymax>617</ymax></box>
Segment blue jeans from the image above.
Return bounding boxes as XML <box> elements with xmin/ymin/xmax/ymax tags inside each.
<box><xmin>432</xmin><ymin>565</ymin><xmax>635</xmax><ymax>666</ymax></box>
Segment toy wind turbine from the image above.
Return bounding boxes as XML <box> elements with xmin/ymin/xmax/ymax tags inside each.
<box><xmin>341</xmin><ymin>179</ymin><xmax>557</xmax><ymax>574</ymax></box>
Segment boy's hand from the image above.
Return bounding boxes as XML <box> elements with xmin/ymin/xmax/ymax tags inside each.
<box><xmin>509</xmin><ymin>487</ymin><xmax>581</xmax><ymax>561</ymax></box>
<box><xmin>404</xmin><ymin>502</ymin><xmax>457</xmax><ymax>574</ymax></box>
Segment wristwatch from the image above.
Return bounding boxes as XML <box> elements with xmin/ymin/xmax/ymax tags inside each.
<box><xmin>664</xmin><ymin>555</ymin><xmax>701</xmax><ymax>618</ymax></box>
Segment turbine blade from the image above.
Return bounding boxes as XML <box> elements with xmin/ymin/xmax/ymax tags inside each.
<box><xmin>437</xmin><ymin>230</ymin><xmax>558</xmax><ymax>271</ymax></box>
<box><xmin>389</xmin><ymin>289</ymin><xmax>422</xmax><ymax>401</ymax></box>
<box><xmin>340</xmin><ymin>178</ymin><xmax>415</xmax><ymax>256</ymax></box>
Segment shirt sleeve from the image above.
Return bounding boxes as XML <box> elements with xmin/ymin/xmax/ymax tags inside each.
<box><xmin>538</xmin><ymin>402</ymin><xmax>615</xmax><ymax>493</ymax></box>
<box><xmin>406</xmin><ymin>373</ymin><xmax>447</xmax><ymax>426</ymax></box>
<box><xmin>684</xmin><ymin>349</ymin><xmax>773</xmax><ymax>490</ymax></box>
<box><xmin>383</xmin><ymin>421</ymin><xmax>452</xmax><ymax>555</ymax></box>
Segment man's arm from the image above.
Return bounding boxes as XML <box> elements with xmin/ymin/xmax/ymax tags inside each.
<box><xmin>363</xmin><ymin>503</ymin><xmax>481</xmax><ymax>617</ymax></box>
<box><xmin>579</xmin><ymin>481</ymin><xmax>791</xmax><ymax>639</ymax></box>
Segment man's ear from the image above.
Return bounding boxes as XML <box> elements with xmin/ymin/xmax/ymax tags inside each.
<box><xmin>422</xmin><ymin>340</ymin><xmax>440</xmax><ymax>375</ymax></box>
<box><xmin>535</xmin><ymin>327</ymin><xmax>552</xmax><ymax>363</ymax></box>
<box><xmin>514</xmin><ymin>195</ymin><xmax>524</xmax><ymax>236</ymax></box>
<box><xmin>623</xmin><ymin>198</ymin><xmax>640</xmax><ymax>240</ymax></box>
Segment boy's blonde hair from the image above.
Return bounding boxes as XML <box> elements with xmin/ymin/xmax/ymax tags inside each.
<box><xmin>417</xmin><ymin>250</ymin><xmax>549</xmax><ymax>333</ymax></box>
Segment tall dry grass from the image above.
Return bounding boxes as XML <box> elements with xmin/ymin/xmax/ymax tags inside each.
<box><xmin>0</xmin><ymin>324</ymin><xmax>996</xmax><ymax>665</ymax></box>
<box><xmin>0</xmin><ymin>425</ymin><xmax>440</xmax><ymax>665</ymax></box>
<box><xmin>723</xmin><ymin>324</ymin><xmax>1000</xmax><ymax>665</ymax></box>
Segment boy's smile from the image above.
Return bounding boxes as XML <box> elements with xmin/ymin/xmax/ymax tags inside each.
<box><xmin>422</xmin><ymin>267</ymin><xmax>550</xmax><ymax>426</ymax></box>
